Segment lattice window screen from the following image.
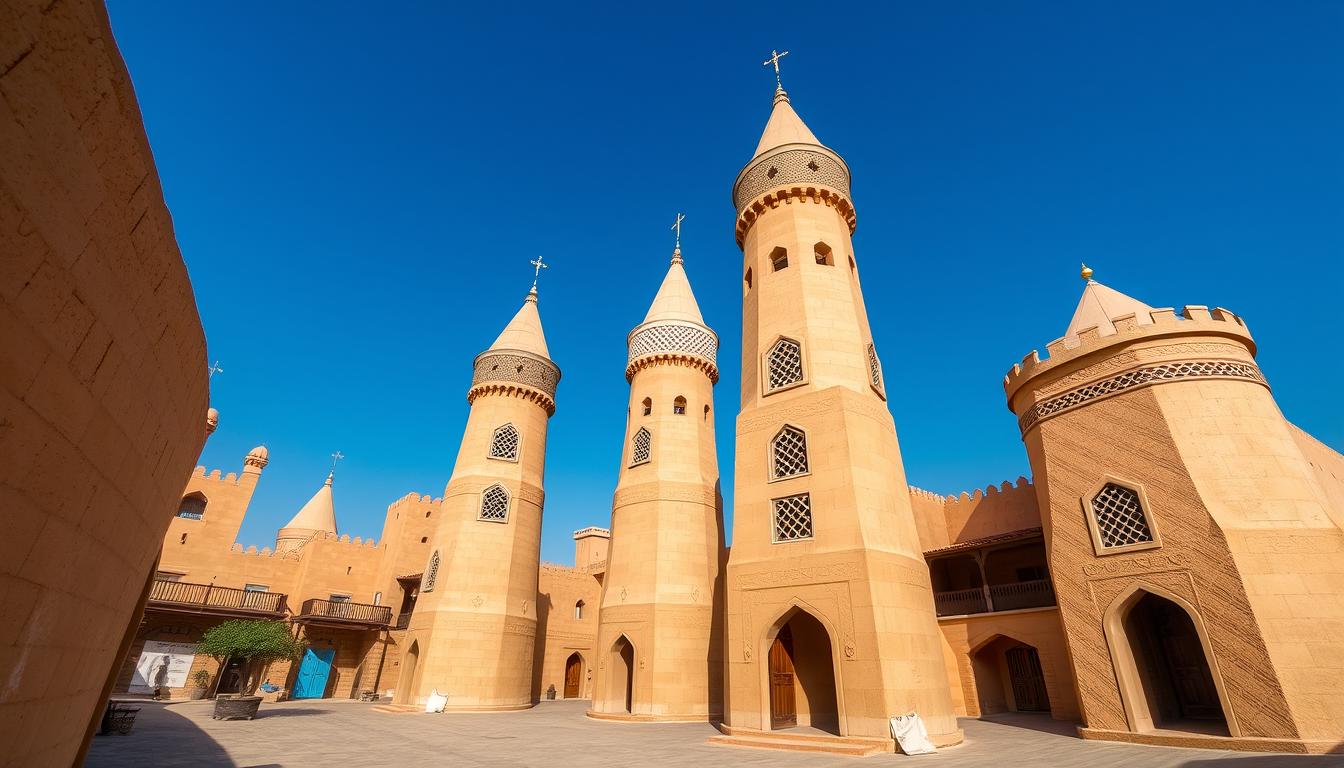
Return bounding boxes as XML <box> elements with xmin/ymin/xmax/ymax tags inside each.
<box><xmin>1091</xmin><ymin>483</ymin><xmax>1153</xmax><ymax>548</ymax></box>
<box><xmin>772</xmin><ymin>494</ymin><xmax>813</xmax><ymax>542</ymax></box>
<box><xmin>479</xmin><ymin>484</ymin><xmax>510</xmax><ymax>522</ymax></box>
<box><xmin>772</xmin><ymin>426</ymin><xmax>809</xmax><ymax>479</ymax></box>
<box><xmin>867</xmin><ymin>343</ymin><xmax>883</xmax><ymax>391</ymax></box>
<box><xmin>631</xmin><ymin>427</ymin><xmax>652</xmax><ymax>465</ymax></box>
<box><xmin>422</xmin><ymin>551</ymin><xmax>440</xmax><ymax>592</ymax></box>
<box><xmin>489</xmin><ymin>424</ymin><xmax>520</xmax><ymax>461</ymax></box>
<box><xmin>766</xmin><ymin>339</ymin><xmax>804</xmax><ymax>391</ymax></box>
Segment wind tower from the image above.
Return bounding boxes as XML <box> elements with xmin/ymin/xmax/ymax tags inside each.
<box><xmin>721</xmin><ymin>54</ymin><xmax>962</xmax><ymax>748</ymax></box>
<box><xmin>400</xmin><ymin>263</ymin><xmax>561</xmax><ymax>710</ymax></box>
<box><xmin>590</xmin><ymin>217</ymin><xmax>725</xmax><ymax>721</ymax></box>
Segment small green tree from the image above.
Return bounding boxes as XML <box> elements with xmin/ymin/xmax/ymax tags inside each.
<box><xmin>197</xmin><ymin>620</ymin><xmax>304</xmax><ymax>696</ymax></box>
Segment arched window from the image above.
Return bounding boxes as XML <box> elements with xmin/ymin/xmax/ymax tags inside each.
<box><xmin>814</xmin><ymin>242</ymin><xmax>833</xmax><ymax>266</ymax></box>
<box><xmin>771</xmin><ymin>425</ymin><xmax>809</xmax><ymax>480</ymax></box>
<box><xmin>1090</xmin><ymin>482</ymin><xmax>1155</xmax><ymax>550</ymax></box>
<box><xmin>479</xmin><ymin>484</ymin><xmax>510</xmax><ymax>523</ymax></box>
<box><xmin>641</xmin><ymin>397</ymin><xmax>652</xmax><ymax>416</ymax></box>
<box><xmin>703</xmin><ymin>404</ymin><xmax>710</xmax><ymax>421</ymax></box>
<box><xmin>866</xmin><ymin>343</ymin><xmax>884</xmax><ymax>393</ymax></box>
<box><xmin>631</xmin><ymin>427</ymin><xmax>652</xmax><ymax>466</ymax></box>
<box><xmin>575</xmin><ymin>600</ymin><xmax>585</xmax><ymax>620</ymax></box>
<box><xmin>373</xmin><ymin>591</ymin><xmax>382</xmax><ymax>606</ymax></box>
<box><xmin>489</xmin><ymin>423</ymin><xmax>520</xmax><ymax>461</ymax></box>
<box><xmin>177</xmin><ymin>492</ymin><xmax>207</xmax><ymax>520</ymax></box>
<box><xmin>772</xmin><ymin>493</ymin><xmax>813</xmax><ymax>542</ymax></box>
<box><xmin>744</xmin><ymin>267</ymin><xmax>753</xmax><ymax>292</ymax></box>
<box><xmin>765</xmin><ymin>338</ymin><xmax>804</xmax><ymax>392</ymax></box>
<box><xmin>423</xmin><ymin>551</ymin><xmax>440</xmax><ymax>592</ymax></box>
<box><xmin>770</xmin><ymin>246</ymin><xmax>788</xmax><ymax>271</ymax></box>
<box><xmin>673</xmin><ymin>396</ymin><xmax>687</xmax><ymax>415</ymax></box>
<box><xmin>849</xmin><ymin>255</ymin><xmax>856</xmax><ymax>272</ymax></box>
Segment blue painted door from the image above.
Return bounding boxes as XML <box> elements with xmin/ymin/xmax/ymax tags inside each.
<box><xmin>293</xmin><ymin>647</ymin><xmax>335</xmax><ymax>699</ymax></box>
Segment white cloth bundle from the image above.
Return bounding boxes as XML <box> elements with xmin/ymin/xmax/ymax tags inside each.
<box><xmin>889</xmin><ymin>712</ymin><xmax>936</xmax><ymax>755</ymax></box>
<box><xmin>425</xmin><ymin>689</ymin><xmax>448</xmax><ymax>713</ymax></box>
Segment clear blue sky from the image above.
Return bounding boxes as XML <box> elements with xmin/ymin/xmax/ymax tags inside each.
<box><xmin>106</xmin><ymin>2</ymin><xmax>1343</xmax><ymax>564</ymax></box>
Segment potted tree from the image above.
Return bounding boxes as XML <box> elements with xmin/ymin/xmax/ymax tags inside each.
<box><xmin>187</xmin><ymin>669</ymin><xmax>211</xmax><ymax>700</ymax></box>
<box><xmin>197</xmin><ymin>620</ymin><xmax>303</xmax><ymax>720</ymax></box>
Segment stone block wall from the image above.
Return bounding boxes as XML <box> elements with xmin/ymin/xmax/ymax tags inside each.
<box><xmin>0</xmin><ymin>0</ymin><xmax>207</xmax><ymax>763</ymax></box>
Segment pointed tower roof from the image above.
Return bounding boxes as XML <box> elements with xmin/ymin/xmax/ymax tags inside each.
<box><xmin>282</xmin><ymin>472</ymin><xmax>337</xmax><ymax>534</ymax></box>
<box><xmin>1065</xmin><ymin>265</ymin><xmax>1155</xmax><ymax>338</ymax></box>
<box><xmin>752</xmin><ymin>89</ymin><xmax>822</xmax><ymax>158</ymax></box>
<box><xmin>643</xmin><ymin>253</ymin><xmax>706</xmax><ymax>326</ymax></box>
<box><xmin>488</xmin><ymin>289</ymin><xmax>551</xmax><ymax>359</ymax></box>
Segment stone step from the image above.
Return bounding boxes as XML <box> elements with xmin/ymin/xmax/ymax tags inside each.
<box><xmin>707</xmin><ymin>733</ymin><xmax>889</xmax><ymax>757</ymax></box>
<box><xmin>371</xmin><ymin>704</ymin><xmax>422</xmax><ymax>714</ymax></box>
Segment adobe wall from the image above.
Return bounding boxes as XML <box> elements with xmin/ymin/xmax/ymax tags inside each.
<box><xmin>942</xmin><ymin>478</ymin><xmax>1041</xmax><ymax>543</ymax></box>
<box><xmin>1289</xmin><ymin>423</ymin><xmax>1344</xmax><ymax>532</ymax></box>
<box><xmin>533</xmin><ymin>564</ymin><xmax>602</xmax><ymax>701</ymax></box>
<box><xmin>937</xmin><ymin>609</ymin><xmax>1081</xmax><ymax>722</ymax></box>
<box><xmin>0</xmin><ymin>1</ymin><xmax>208</xmax><ymax>764</ymax></box>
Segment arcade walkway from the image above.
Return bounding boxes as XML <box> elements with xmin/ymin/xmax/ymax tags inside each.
<box><xmin>86</xmin><ymin>698</ymin><xmax>1340</xmax><ymax>767</ymax></box>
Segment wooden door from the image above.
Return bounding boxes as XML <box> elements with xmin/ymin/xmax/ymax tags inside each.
<box><xmin>564</xmin><ymin>655</ymin><xmax>582</xmax><ymax>698</ymax></box>
<box><xmin>1005</xmin><ymin>646</ymin><xmax>1050</xmax><ymax>712</ymax></box>
<box><xmin>293</xmin><ymin>647</ymin><xmax>335</xmax><ymax>699</ymax></box>
<box><xmin>769</xmin><ymin>625</ymin><xmax>797</xmax><ymax>728</ymax></box>
<box><xmin>1158</xmin><ymin>608</ymin><xmax>1222</xmax><ymax>719</ymax></box>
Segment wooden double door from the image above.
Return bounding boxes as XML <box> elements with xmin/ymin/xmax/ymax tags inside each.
<box><xmin>563</xmin><ymin>654</ymin><xmax>582</xmax><ymax>699</ymax></box>
<box><xmin>769</xmin><ymin>625</ymin><xmax>797</xmax><ymax>728</ymax></box>
<box><xmin>1005</xmin><ymin>646</ymin><xmax>1050</xmax><ymax>712</ymax></box>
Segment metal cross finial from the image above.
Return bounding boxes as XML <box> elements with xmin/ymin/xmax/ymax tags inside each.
<box><xmin>330</xmin><ymin>451</ymin><xmax>345</xmax><ymax>475</ymax></box>
<box><xmin>763</xmin><ymin>49</ymin><xmax>790</xmax><ymax>90</ymax></box>
<box><xmin>671</xmin><ymin>212</ymin><xmax>685</xmax><ymax>251</ymax></box>
<box><xmin>207</xmin><ymin>360</ymin><xmax>224</xmax><ymax>379</ymax></box>
<box><xmin>530</xmin><ymin>255</ymin><xmax>548</xmax><ymax>291</ymax></box>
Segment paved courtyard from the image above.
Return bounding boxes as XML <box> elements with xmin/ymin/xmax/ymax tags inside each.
<box><xmin>86</xmin><ymin>698</ymin><xmax>1343</xmax><ymax>768</ymax></box>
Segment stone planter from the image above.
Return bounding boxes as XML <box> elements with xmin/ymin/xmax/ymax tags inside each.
<box><xmin>188</xmin><ymin>686</ymin><xmax>208</xmax><ymax>701</ymax></box>
<box><xmin>212</xmin><ymin>695</ymin><xmax>263</xmax><ymax>721</ymax></box>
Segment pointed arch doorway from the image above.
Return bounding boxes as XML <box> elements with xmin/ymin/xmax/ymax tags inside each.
<box><xmin>608</xmin><ymin>636</ymin><xmax>634</xmax><ymax>713</ymax></box>
<box><xmin>564</xmin><ymin>653</ymin><xmax>583</xmax><ymax>699</ymax></box>
<box><xmin>767</xmin><ymin>609</ymin><xmax>839</xmax><ymax>734</ymax></box>
<box><xmin>396</xmin><ymin>640</ymin><xmax>419</xmax><ymax>706</ymax></box>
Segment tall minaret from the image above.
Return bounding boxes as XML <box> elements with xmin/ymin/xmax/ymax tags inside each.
<box><xmin>589</xmin><ymin>222</ymin><xmax>724</xmax><ymax>722</ymax></box>
<box><xmin>721</xmin><ymin>68</ymin><xmax>961</xmax><ymax>746</ymax></box>
<box><xmin>399</xmin><ymin>277</ymin><xmax>560</xmax><ymax>710</ymax></box>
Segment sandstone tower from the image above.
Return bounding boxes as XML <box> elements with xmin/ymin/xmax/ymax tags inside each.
<box><xmin>721</xmin><ymin>82</ymin><xmax>961</xmax><ymax>746</ymax></box>
<box><xmin>589</xmin><ymin>236</ymin><xmax>725</xmax><ymax>721</ymax></box>
<box><xmin>399</xmin><ymin>285</ymin><xmax>560</xmax><ymax>710</ymax></box>
<box><xmin>1004</xmin><ymin>270</ymin><xmax>1344</xmax><ymax>752</ymax></box>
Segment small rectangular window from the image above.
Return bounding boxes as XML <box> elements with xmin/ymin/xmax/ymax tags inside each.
<box><xmin>244</xmin><ymin>584</ymin><xmax>269</xmax><ymax>593</ymax></box>
<box><xmin>329</xmin><ymin>594</ymin><xmax>352</xmax><ymax>603</ymax></box>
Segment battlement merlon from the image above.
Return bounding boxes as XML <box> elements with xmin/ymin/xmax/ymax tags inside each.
<box><xmin>572</xmin><ymin>526</ymin><xmax>611</xmax><ymax>540</ymax></box>
<box><xmin>1003</xmin><ymin>305</ymin><xmax>1257</xmax><ymax>411</ymax></box>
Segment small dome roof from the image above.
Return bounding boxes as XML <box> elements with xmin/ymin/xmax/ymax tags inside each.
<box><xmin>247</xmin><ymin>445</ymin><xmax>269</xmax><ymax>460</ymax></box>
<box><xmin>207</xmin><ymin>407</ymin><xmax>220</xmax><ymax>420</ymax></box>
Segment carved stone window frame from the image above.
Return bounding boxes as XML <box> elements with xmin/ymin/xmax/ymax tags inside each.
<box><xmin>487</xmin><ymin>423</ymin><xmax>521</xmax><ymax>463</ymax></box>
<box><xmin>422</xmin><ymin>550</ymin><xmax>440</xmax><ymax>592</ymax></box>
<box><xmin>761</xmin><ymin>335</ymin><xmax>808</xmax><ymax>397</ymax></box>
<box><xmin>630</xmin><ymin>426</ymin><xmax>652</xmax><ymax>467</ymax></box>
<box><xmin>1082</xmin><ymin>475</ymin><xmax>1162</xmax><ymax>557</ymax></box>
<box><xmin>767</xmin><ymin>424</ymin><xmax>811</xmax><ymax>483</ymax></box>
<box><xmin>478</xmin><ymin>483</ymin><xmax>511</xmax><ymax>524</ymax></box>
<box><xmin>771</xmin><ymin>492</ymin><xmax>814</xmax><ymax>544</ymax></box>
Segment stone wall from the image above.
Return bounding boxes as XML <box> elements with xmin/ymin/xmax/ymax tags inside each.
<box><xmin>0</xmin><ymin>0</ymin><xmax>208</xmax><ymax>764</ymax></box>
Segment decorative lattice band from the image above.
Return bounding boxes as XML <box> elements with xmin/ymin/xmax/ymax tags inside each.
<box><xmin>628</xmin><ymin>322</ymin><xmax>717</xmax><ymax>367</ymax></box>
<box><xmin>734</xmin><ymin>147</ymin><xmax>850</xmax><ymax>213</ymax></box>
<box><xmin>472</xmin><ymin>352</ymin><xmax>560</xmax><ymax>398</ymax></box>
<box><xmin>1019</xmin><ymin>359</ymin><xmax>1266</xmax><ymax>434</ymax></box>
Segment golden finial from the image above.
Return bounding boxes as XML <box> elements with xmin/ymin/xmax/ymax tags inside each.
<box><xmin>1080</xmin><ymin>263</ymin><xmax>1094</xmax><ymax>282</ymax></box>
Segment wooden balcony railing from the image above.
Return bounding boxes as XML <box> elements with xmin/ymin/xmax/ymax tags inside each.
<box><xmin>148</xmin><ymin>579</ymin><xmax>285</xmax><ymax>616</ymax></box>
<box><xmin>988</xmin><ymin>578</ymin><xmax>1056</xmax><ymax>612</ymax></box>
<box><xmin>298</xmin><ymin>598</ymin><xmax>392</xmax><ymax>626</ymax></box>
<box><xmin>933</xmin><ymin>587</ymin><xmax>988</xmax><ymax>617</ymax></box>
<box><xmin>934</xmin><ymin>579</ymin><xmax>1056</xmax><ymax>617</ymax></box>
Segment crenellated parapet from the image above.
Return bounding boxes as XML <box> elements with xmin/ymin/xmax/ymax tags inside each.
<box><xmin>1004</xmin><ymin>305</ymin><xmax>1265</xmax><ymax>436</ymax></box>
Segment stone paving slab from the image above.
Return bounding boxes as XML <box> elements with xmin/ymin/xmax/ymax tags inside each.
<box><xmin>85</xmin><ymin>698</ymin><xmax>1344</xmax><ymax>768</ymax></box>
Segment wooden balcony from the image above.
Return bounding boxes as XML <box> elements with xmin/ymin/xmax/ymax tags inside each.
<box><xmin>933</xmin><ymin>578</ymin><xmax>1056</xmax><ymax>617</ymax></box>
<box><xmin>297</xmin><ymin>598</ymin><xmax>392</xmax><ymax>628</ymax></box>
<box><xmin>147</xmin><ymin>579</ymin><xmax>286</xmax><ymax>618</ymax></box>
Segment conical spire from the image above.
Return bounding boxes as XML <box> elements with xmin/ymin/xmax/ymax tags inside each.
<box><xmin>488</xmin><ymin>289</ymin><xmax>551</xmax><ymax>359</ymax></box>
<box><xmin>643</xmin><ymin>254</ymin><xmax>706</xmax><ymax>326</ymax></box>
<box><xmin>1065</xmin><ymin>266</ymin><xmax>1155</xmax><ymax>338</ymax></box>
<box><xmin>752</xmin><ymin>88</ymin><xmax>823</xmax><ymax>158</ymax></box>
<box><xmin>282</xmin><ymin>472</ymin><xmax>337</xmax><ymax>534</ymax></box>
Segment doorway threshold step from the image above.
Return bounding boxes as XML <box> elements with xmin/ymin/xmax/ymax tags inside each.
<box><xmin>708</xmin><ymin>730</ymin><xmax>891</xmax><ymax>757</ymax></box>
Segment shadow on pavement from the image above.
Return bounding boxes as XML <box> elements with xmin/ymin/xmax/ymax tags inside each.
<box><xmin>973</xmin><ymin>712</ymin><xmax>1082</xmax><ymax>738</ymax></box>
<box><xmin>85</xmin><ymin>702</ymin><xmax>234</xmax><ymax>768</ymax></box>
<box><xmin>1181</xmin><ymin>756</ymin><xmax>1344</xmax><ymax>768</ymax></box>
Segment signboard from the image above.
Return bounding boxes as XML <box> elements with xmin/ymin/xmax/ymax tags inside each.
<box><xmin>129</xmin><ymin>641</ymin><xmax>198</xmax><ymax>693</ymax></box>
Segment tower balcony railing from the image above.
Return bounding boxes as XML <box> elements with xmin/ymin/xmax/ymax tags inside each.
<box><xmin>933</xmin><ymin>579</ymin><xmax>1056</xmax><ymax>617</ymax></box>
<box><xmin>297</xmin><ymin>598</ymin><xmax>392</xmax><ymax>627</ymax></box>
<box><xmin>148</xmin><ymin>579</ymin><xmax>286</xmax><ymax>617</ymax></box>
